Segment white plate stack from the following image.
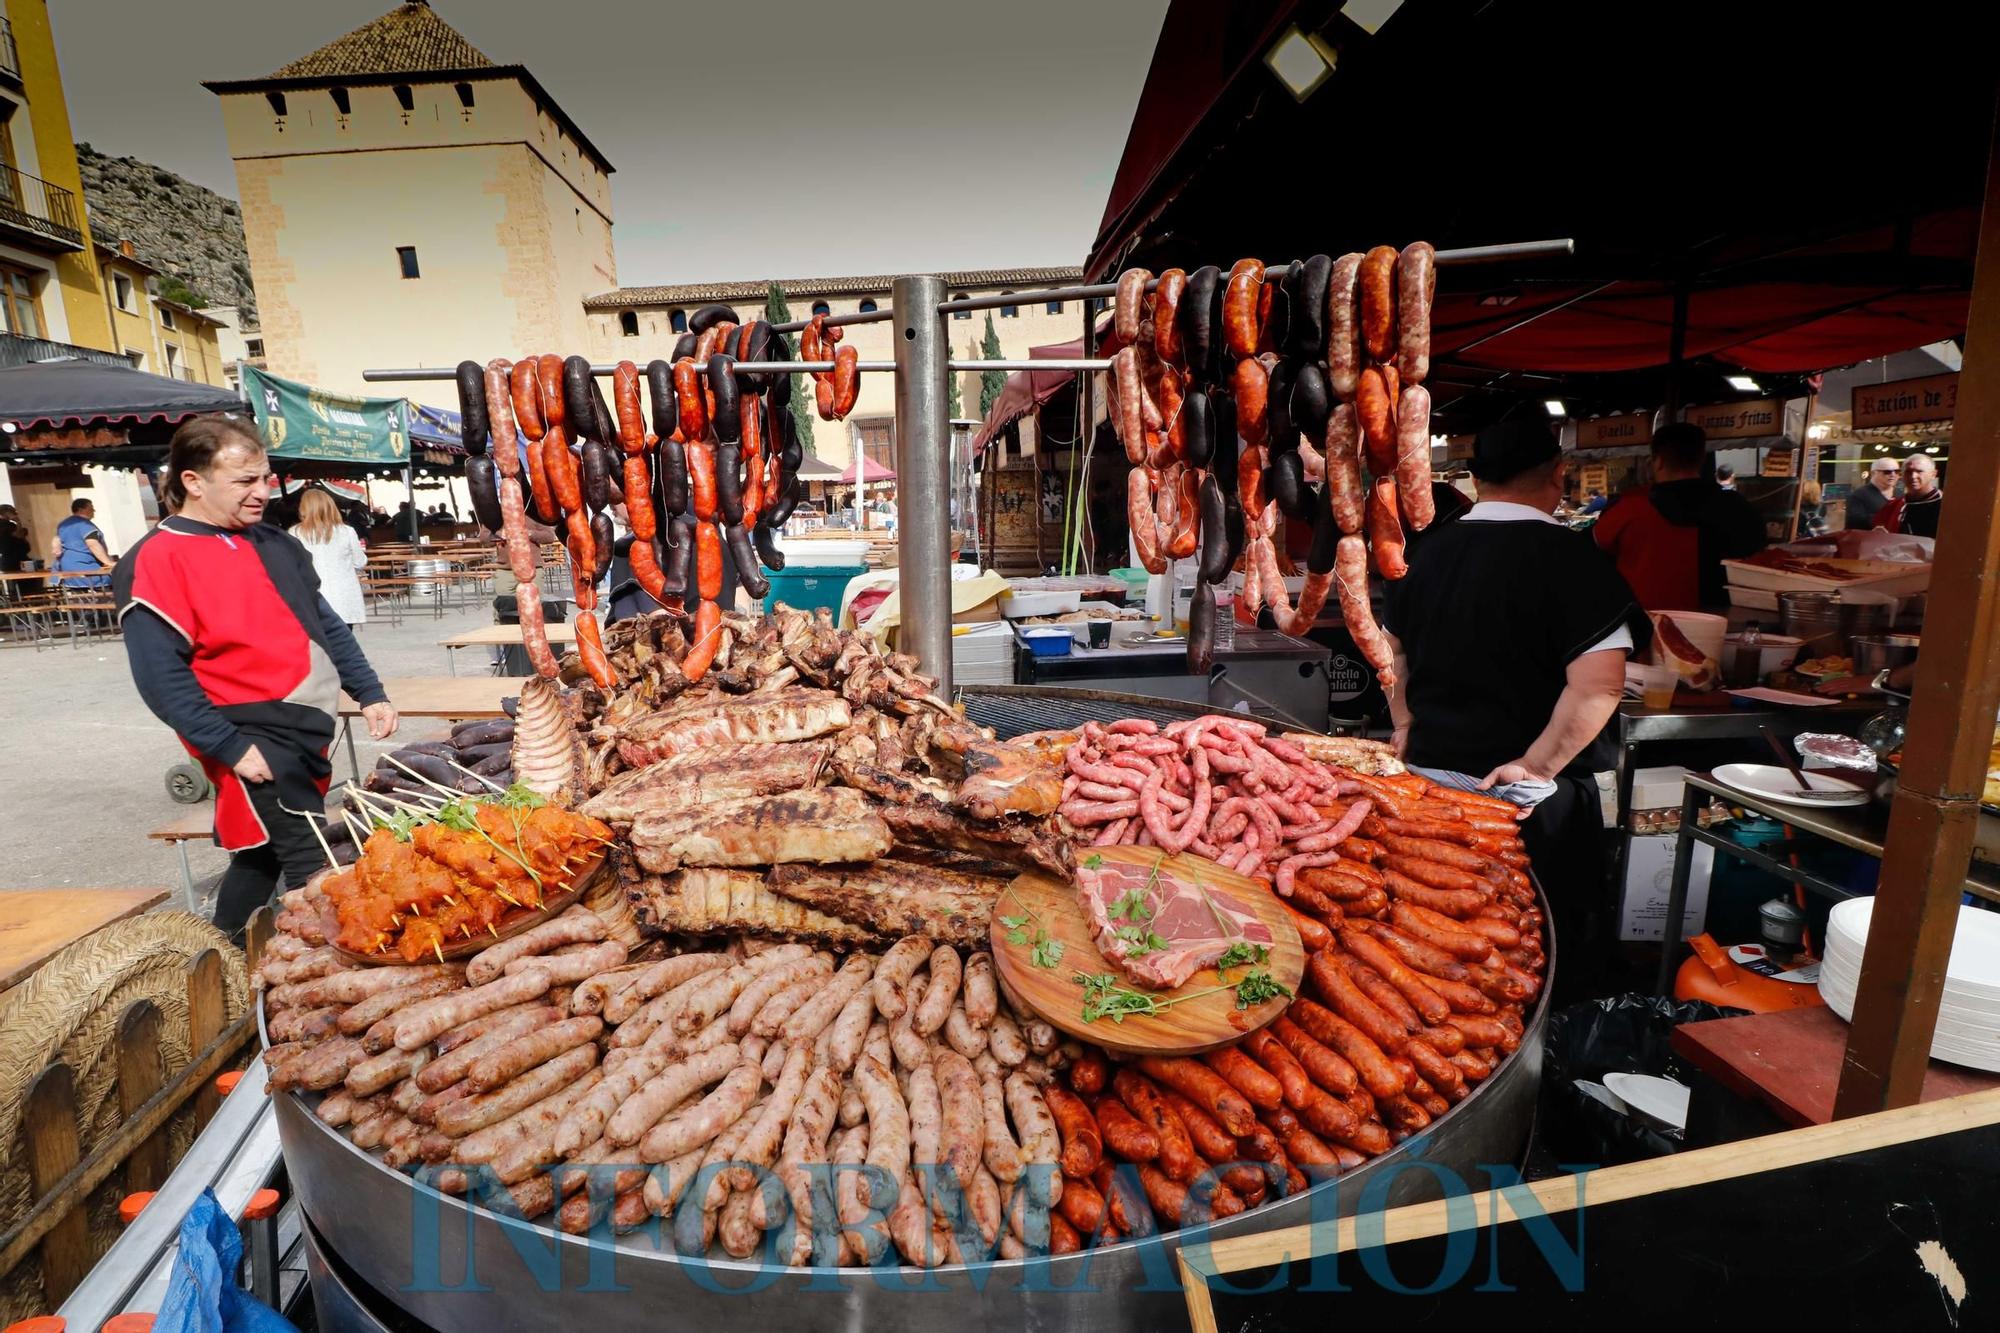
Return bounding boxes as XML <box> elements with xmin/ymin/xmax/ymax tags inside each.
<box><xmin>1818</xmin><ymin>897</ymin><xmax>2000</xmax><ymax>1072</ymax></box>
<box><xmin>953</xmin><ymin>621</ymin><xmax>1017</xmax><ymax>686</ymax></box>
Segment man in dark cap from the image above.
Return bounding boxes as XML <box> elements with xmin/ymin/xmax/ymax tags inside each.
<box><xmin>1383</xmin><ymin>418</ymin><xmax>1651</xmax><ymax>991</ymax></box>
<box><xmin>1593</xmin><ymin>423</ymin><xmax>1765</xmax><ymax>610</ymax></box>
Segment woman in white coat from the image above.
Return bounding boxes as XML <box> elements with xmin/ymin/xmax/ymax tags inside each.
<box><xmin>289</xmin><ymin>488</ymin><xmax>369</xmax><ymax>628</ymax></box>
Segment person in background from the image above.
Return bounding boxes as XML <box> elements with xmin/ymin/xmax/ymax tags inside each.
<box><xmin>290</xmin><ymin>488</ymin><xmax>370</xmax><ymax>629</ymax></box>
<box><xmin>1797</xmin><ymin>479</ymin><xmax>1829</xmax><ymax>537</ymax></box>
<box><xmin>1384</xmin><ymin>419</ymin><xmax>1651</xmax><ymax>995</ymax></box>
<box><xmin>52</xmin><ymin>498</ymin><xmax>115</xmax><ymax>589</ymax></box>
<box><xmin>115</xmin><ymin>416</ymin><xmax>397</xmax><ymax>937</ymax></box>
<box><xmin>0</xmin><ymin>504</ymin><xmax>29</xmax><ymax>574</ymax></box>
<box><xmin>1877</xmin><ymin>453</ymin><xmax>1943</xmax><ymax>537</ymax></box>
<box><xmin>1581</xmin><ymin>488</ymin><xmax>1609</xmax><ymax>515</ymax></box>
<box><xmin>1592</xmin><ymin>423</ymin><xmax>1766</xmax><ymax>610</ymax></box>
<box><xmin>1845</xmin><ymin>458</ymin><xmax>1901</xmax><ymax>529</ymax></box>
<box><xmin>1715</xmin><ymin>462</ymin><xmax>1737</xmax><ymax>491</ymax></box>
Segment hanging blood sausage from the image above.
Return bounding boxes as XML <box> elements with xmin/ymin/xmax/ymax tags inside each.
<box><xmin>456</xmin><ymin>361</ymin><xmax>489</xmax><ymax>454</ymax></box>
<box><xmin>466</xmin><ymin>456</ymin><xmax>502</xmax><ymax>533</ymax></box>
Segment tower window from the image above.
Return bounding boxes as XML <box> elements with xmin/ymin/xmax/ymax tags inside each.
<box><xmin>454</xmin><ymin>82</ymin><xmax>475</xmax><ymax>109</ymax></box>
<box><xmin>619</xmin><ymin>311</ymin><xmax>639</xmax><ymax>337</ymax></box>
<box><xmin>811</xmin><ymin>301</ymin><xmax>831</xmax><ymax>317</ymax></box>
<box><xmin>393</xmin><ymin>85</ymin><xmax>415</xmax><ymax>112</ymax></box>
<box><xmin>396</xmin><ymin>247</ymin><xmax>420</xmax><ymax>279</ymax></box>
<box><xmin>669</xmin><ymin>308</ymin><xmax>688</xmax><ymax>333</ymax></box>
<box><xmin>999</xmin><ymin>293</ymin><xmax>1018</xmax><ymax>317</ymax></box>
<box><xmin>1046</xmin><ymin>300</ymin><xmax>1065</xmax><ymax>315</ymax></box>
<box><xmin>265</xmin><ymin>91</ymin><xmax>287</xmax><ymax>117</ymax></box>
<box><xmin>951</xmin><ymin>292</ymin><xmax>971</xmax><ymax>320</ymax></box>
<box><xmin>330</xmin><ymin>88</ymin><xmax>352</xmax><ymax>115</ymax></box>
<box><xmin>858</xmin><ymin>299</ymin><xmax>878</xmax><ymax>314</ymax></box>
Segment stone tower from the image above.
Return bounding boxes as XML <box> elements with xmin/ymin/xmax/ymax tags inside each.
<box><xmin>204</xmin><ymin>1</ymin><xmax>615</xmax><ymax>397</ymax></box>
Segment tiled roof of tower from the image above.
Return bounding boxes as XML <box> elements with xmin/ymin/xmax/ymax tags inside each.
<box><xmin>268</xmin><ymin>2</ymin><xmax>493</xmax><ymax>80</ymax></box>
<box><xmin>586</xmin><ymin>266</ymin><xmax>1087</xmax><ymax>309</ymax></box>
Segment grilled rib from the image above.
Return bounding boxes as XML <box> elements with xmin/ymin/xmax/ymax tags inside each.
<box><xmin>579</xmin><ymin>740</ymin><xmax>832</xmax><ymax>825</ymax></box>
<box><xmin>629</xmin><ymin>788</ymin><xmax>892</xmax><ymax>874</ymax></box>
<box><xmin>628</xmin><ymin>865</ymin><xmax>884</xmax><ymax>949</ymax></box>
<box><xmin>765</xmin><ymin>858</ymin><xmax>1009</xmax><ymax>949</ymax></box>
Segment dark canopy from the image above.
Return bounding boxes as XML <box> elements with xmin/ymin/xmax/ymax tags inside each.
<box><xmin>0</xmin><ymin>358</ymin><xmax>245</xmax><ymax>432</ymax></box>
<box><xmin>1089</xmin><ymin>0</ymin><xmax>1994</xmax><ymax>422</ymax></box>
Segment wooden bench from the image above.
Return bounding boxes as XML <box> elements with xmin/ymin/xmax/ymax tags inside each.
<box><xmin>147</xmin><ymin>808</ymin><xmax>216</xmax><ymax>912</ymax></box>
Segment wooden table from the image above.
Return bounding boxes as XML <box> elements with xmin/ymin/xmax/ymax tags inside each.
<box><xmin>1671</xmin><ymin>1005</ymin><xmax>2000</xmax><ymax>1128</ymax></box>
<box><xmin>437</xmin><ymin>621</ymin><xmax>576</xmax><ymax>674</ymax></box>
<box><xmin>0</xmin><ymin>889</ymin><xmax>169</xmax><ymax>993</ymax></box>
<box><xmin>336</xmin><ymin>676</ymin><xmax>527</xmax><ymax>781</ymax></box>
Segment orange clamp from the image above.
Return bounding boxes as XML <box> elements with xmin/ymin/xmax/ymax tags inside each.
<box><xmin>117</xmin><ymin>1193</ymin><xmax>154</xmax><ymax>1226</ymax></box>
<box><xmin>241</xmin><ymin>1188</ymin><xmax>280</xmax><ymax>1222</ymax></box>
<box><xmin>6</xmin><ymin>1317</ymin><xmax>65</xmax><ymax>1333</ymax></box>
<box><xmin>215</xmin><ymin>1071</ymin><xmax>243</xmax><ymax>1097</ymax></box>
<box><xmin>101</xmin><ymin>1318</ymin><xmax>154</xmax><ymax>1333</ymax></box>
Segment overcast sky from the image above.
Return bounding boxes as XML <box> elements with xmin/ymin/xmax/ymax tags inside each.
<box><xmin>55</xmin><ymin>0</ymin><xmax>1166</xmax><ymax>288</ymax></box>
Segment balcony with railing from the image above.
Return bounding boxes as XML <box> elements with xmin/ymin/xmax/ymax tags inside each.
<box><xmin>0</xmin><ymin>20</ymin><xmax>19</xmax><ymax>88</ymax></box>
<box><xmin>0</xmin><ymin>166</ymin><xmax>83</xmax><ymax>252</ymax></box>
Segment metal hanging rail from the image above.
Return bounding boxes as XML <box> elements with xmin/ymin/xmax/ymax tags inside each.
<box><xmin>359</xmin><ymin>235</ymin><xmax>1577</xmax><ymax>690</ymax></box>
<box><xmin>935</xmin><ymin>237</ymin><xmax>1576</xmax><ymax>315</ymax></box>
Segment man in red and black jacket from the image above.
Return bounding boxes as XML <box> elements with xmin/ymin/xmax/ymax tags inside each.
<box><xmin>1594</xmin><ymin>423</ymin><xmax>1766</xmax><ymax>611</ymax></box>
<box><xmin>116</xmin><ymin>417</ymin><xmax>398</xmax><ymax>935</ymax></box>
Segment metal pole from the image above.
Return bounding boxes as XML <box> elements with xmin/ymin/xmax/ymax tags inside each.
<box><xmin>1663</xmin><ymin>273</ymin><xmax>1691</xmax><ymax>422</ymax></box>
<box><xmin>893</xmin><ymin>274</ymin><xmax>953</xmax><ymax>696</ymax></box>
<box><xmin>1073</xmin><ymin>295</ymin><xmax>1097</xmax><ymax>576</ymax></box>
<box><xmin>1834</xmin><ymin>101</ymin><xmax>2000</xmax><ymax>1116</ymax></box>
<box><xmin>403</xmin><ymin>462</ymin><xmax>417</xmax><ymax>541</ymax></box>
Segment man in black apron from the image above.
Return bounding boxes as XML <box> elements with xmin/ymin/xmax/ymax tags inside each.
<box><xmin>1383</xmin><ymin>420</ymin><xmax>1651</xmax><ymax>996</ymax></box>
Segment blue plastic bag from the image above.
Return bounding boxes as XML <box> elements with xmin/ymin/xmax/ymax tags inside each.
<box><xmin>153</xmin><ymin>1189</ymin><xmax>296</xmax><ymax>1333</ymax></box>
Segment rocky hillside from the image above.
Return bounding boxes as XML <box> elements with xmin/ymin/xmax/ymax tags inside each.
<box><xmin>75</xmin><ymin>144</ymin><xmax>256</xmax><ymax>323</ymax></box>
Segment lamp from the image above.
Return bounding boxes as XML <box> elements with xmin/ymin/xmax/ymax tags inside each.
<box><xmin>1543</xmin><ymin>399</ymin><xmax>1567</xmax><ymax>418</ymax></box>
<box><xmin>1725</xmin><ymin>375</ymin><xmax>1761</xmax><ymax>393</ymax></box>
<box><xmin>1264</xmin><ymin>25</ymin><xmax>1336</xmax><ymax>101</ymax></box>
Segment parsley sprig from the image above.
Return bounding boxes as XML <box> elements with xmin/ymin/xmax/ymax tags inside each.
<box><xmin>1074</xmin><ymin>966</ymin><xmax>1293</xmax><ymax>1023</ymax></box>
<box><xmin>999</xmin><ymin>886</ymin><xmax>1065</xmax><ymax>969</ymax></box>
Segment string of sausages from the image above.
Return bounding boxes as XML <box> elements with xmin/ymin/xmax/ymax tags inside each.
<box><xmin>457</xmin><ymin>304</ymin><xmax>827</xmax><ymax>688</ymax></box>
<box><xmin>1107</xmin><ymin>245</ymin><xmax>1435</xmax><ymax>683</ymax></box>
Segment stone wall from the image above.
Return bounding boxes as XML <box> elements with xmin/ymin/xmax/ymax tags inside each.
<box><xmin>75</xmin><ymin>143</ymin><xmax>256</xmax><ymax>323</ymax></box>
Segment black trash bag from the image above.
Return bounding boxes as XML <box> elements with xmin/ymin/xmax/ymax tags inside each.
<box><xmin>1539</xmin><ymin>993</ymin><xmax>1742</xmax><ymax>1167</ymax></box>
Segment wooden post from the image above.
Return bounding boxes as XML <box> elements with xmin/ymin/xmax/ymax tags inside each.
<box><xmin>117</xmin><ymin>1000</ymin><xmax>170</xmax><ymax>1194</ymax></box>
<box><xmin>23</xmin><ymin>1064</ymin><xmax>89</xmax><ymax>1306</ymax></box>
<box><xmin>245</xmin><ymin>906</ymin><xmax>274</xmax><ymax>975</ymax></box>
<box><xmin>1835</xmin><ymin>104</ymin><xmax>2000</xmax><ymax>1115</ymax></box>
<box><xmin>185</xmin><ymin>948</ymin><xmax>225</xmax><ymax>1131</ymax></box>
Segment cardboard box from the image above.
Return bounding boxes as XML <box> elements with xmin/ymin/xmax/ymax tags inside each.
<box><xmin>1619</xmin><ymin>833</ymin><xmax>1715</xmax><ymax>942</ymax></box>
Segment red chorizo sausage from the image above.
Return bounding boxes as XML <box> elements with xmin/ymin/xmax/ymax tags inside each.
<box><xmin>1285</xmin><ymin>904</ymin><xmax>1333</xmax><ymax>952</ymax></box>
<box><xmin>672</xmin><ymin>358</ymin><xmax>708</xmax><ymax>441</ymax></box>
<box><xmin>1359</xmin><ymin>245</ymin><xmax>1397</xmax><ymax>363</ymax></box>
<box><xmin>1043</xmin><ymin>1084</ymin><xmax>1103</xmax><ymax>1179</ymax></box>
<box><xmin>1114</xmin><ymin>267</ymin><xmax>1153</xmax><ymax>347</ymax></box>
<box><xmin>1335</xmin><ymin>534</ymin><xmax>1395</xmax><ymax>686</ymax></box>
<box><xmin>1382</xmin><ymin>868</ymin><xmax>1489</xmax><ymax>918</ymax></box>
<box><xmin>1114</xmin><ymin>1069</ymin><xmax>1200</xmax><ymax>1182</ymax></box>
<box><xmin>510</xmin><ymin>359</ymin><xmax>545</xmax><ymax>440</ymax></box>
<box><xmin>1266</xmin><ymin>1016</ymin><xmax>1359</xmax><ymax>1098</ymax></box>
<box><xmin>1223</xmin><ymin>258</ymin><xmax>1262</xmax><ymax>360</ymax></box>
<box><xmin>1152</xmin><ymin>268</ymin><xmax>1186</xmax><ymax>367</ymax></box>
<box><xmin>1366</xmin><ymin>476</ymin><xmax>1406</xmax><ymax>579</ymax></box>
<box><xmin>1338</xmin><ymin>927</ymin><xmax>1451</xmax><ymax>1025</ymax></box>
<box><xmin>1286</xmin><ymin>999</ymin><xmax>1405</xmax><ymax>1098</ymax></box>
<box><xmin>1241</xmin><ymin>1028</ymin><xmax>1313</xmax><ymax>1111</ymax></box>
<box><xmin>1388</xmin><ymin>901</ymin><xmax>1499</xmax><ymax>961</ymax></box>
<box><xmin>1202</xmin><ymin>1046</ymin><xmax>1284</xmax><ymax>1113</ymax></box>
<box><xmin>681</xmin><ymin>597</ymin><xmax>723</xmax><ymax>684</ymax></box>
<box><xmin>1231</xmin><ymin>355</ymin><xmax>1269</xmax><ymax>447</ymax></box>
<box><xmin>1093</xmin><ymin>1096</ymin><xmax>1160</xmax><ymax>1162</ymax></box>
<box><xmin>1068</xmin><ymin>1049</ymin><xmax>1109</xmax><ymax>1097</ymax></box>
<box><xmin>574</xmin><ymin>612</ymin><xmax>615</xmax><ymax>688</ymax></box>
<box><xmin>1134</xmin><ymin>1057</ymin><xmax>1257</xmax><ymax>1137</ymax></box>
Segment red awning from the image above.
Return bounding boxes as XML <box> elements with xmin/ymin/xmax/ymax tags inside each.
<box><xmin>972</xmin><ymin>334</ymin><xmax>1107</xmax><ymax>452</ymax></box>
<box><xmin>839</xmin><ymin>455</ymin><xmax>895</xmax><ymax>484</ymax></box>
<box><xmin>1085</xmin><ymin>0</ymin><xmax>1991</xmax><ymax>397</ymax></box>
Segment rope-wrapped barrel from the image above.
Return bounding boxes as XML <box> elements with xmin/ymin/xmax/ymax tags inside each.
<box><xmin>0</xmin><ymin>913</ymin><xmax>248</xmax><ymax>1320</ymax></box>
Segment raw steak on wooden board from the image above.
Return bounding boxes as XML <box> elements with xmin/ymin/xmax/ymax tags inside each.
<box><xmin>1077</xmin><ymin>855</ymin><xmax>1275</xmax><ymax>990</ymax></box>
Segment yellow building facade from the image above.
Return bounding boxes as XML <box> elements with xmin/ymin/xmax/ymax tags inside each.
<box><xmin>94</xmin><ymin>242</ymin><xmax>227</xmax><ymax>386</ymax></box>
<box><xmin>205</xmin><ymin>2</ymin><xmax>615</xmax><ymax>400</ymax></box>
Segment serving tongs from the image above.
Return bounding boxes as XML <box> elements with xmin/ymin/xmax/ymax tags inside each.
<box><xmin>1759</xmin><ymin>725</ymin><xmax>1871</xmax><ymax>801</ymax></box>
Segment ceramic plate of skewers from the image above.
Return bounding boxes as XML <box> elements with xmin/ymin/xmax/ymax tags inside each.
<box><xmin>315</xmin><ymin>761</ymin><xmax>614</xmax><ymax>966</ymax></box>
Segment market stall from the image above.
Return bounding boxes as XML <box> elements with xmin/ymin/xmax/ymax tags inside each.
<box><xmin>256</xmin><ymin>611</ymin><xmax>1550</xmax><ymax>1328</ymax></box>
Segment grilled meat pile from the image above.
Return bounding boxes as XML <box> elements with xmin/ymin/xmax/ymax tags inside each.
<box><xmin>515</xmin><ymin>604</ymin><xmax>1071</xmax><ymax>950</ymax></box>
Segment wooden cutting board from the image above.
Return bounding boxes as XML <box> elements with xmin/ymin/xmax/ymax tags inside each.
<box><xmin>991</xmin><ymin>844</ymin><xmax>1304</xmax><ymax>1056</ymax></box>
